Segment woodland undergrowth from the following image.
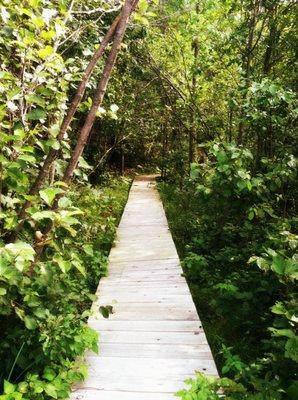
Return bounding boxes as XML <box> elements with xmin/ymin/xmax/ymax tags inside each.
<box><xmin>159</xmin><ymin>142</ymin><xmax>297</xmax><ymax>399</ymax></box>
<box><xmin>0</xmin><ymin>175</ymin><xmax>130</xmax><ymax>400</ymax></box>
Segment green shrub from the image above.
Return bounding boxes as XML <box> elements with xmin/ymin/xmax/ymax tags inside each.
<box><xmin>159</xmin><ymin>141</ymin><xmax>297</xmax><ymax>399</ymax></box>
<box><xmin>0</xmin><ymin>177</ymin><xmax>130</xmax><ymax>399</ymax></box>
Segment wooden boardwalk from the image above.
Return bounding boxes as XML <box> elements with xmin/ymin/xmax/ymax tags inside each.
<box><xmin>71</xmin><ymin>176</ymin><xmax>218</xmax><ymax>400</ymax></box>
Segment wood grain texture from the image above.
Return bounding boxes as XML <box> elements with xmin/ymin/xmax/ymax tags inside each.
<box><xmin>70</xmin><ymin>176</ymin><xmax>218</xmax><ymax>400</ymax></box>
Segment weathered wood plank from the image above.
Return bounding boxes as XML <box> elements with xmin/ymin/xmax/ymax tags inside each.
<box><xmin>98</xmin><ymin>330</ymin><xmax>208</xmax><ymax>345</ymax></box>
<box><xmin>83</xmin><ymin>356</ymin><xmax>216</xmax><ymax>376</ymax></box>
<box><xmin>71</xmin><ymin>357</ymin><xmax>216</xmax><ymax>392</ymax></box>
<box><xmin>91</xmin><ymin>343</ymin><xmax>214</xmax><ymax>359</ymax></box>
<box><xmin>71</xmin><ymin>391</ymin><xmax>176</xmax><ymax>400</ymax></box>
<box><xmin>97</xmin><ymin>294</ymin><xmax>194</xmax><ymax>304</ymax></box>
<box><xmin>92</xmin><ymin>302</ymin><xmax>200</xmax><ymax>321</ymax></box>
<box><xmin>89</xmin><ymin>320</ymin><xmax>204</xmax><ymax>332</ymax></box>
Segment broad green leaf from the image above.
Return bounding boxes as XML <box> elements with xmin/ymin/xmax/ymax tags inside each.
<box><xmin>26</xmin><ymin>108</ymin><xmax>46</xmax><ymax>121</ymax></box>
<box><xmin>38</xmin><ymin>45</ymin><xmax>54</xmax><ymax>60</ymax></box>
<box><xmin>72</xmin><ymin>260</ymin><xmax>86</xmax><ymax>276</ymax></box>
<box><xmin>53</xmin><ymin>256</ymin><xmax>71</xmax><ymax>273</ymax></box>
<box><xmin>43</xmin><ymin>367</ymin><xmax>56</xmax><ymax>382</ymax></box>
<box><xmin>78</xmin><ymin>157</ymin><xmax>92</xmax><ymax>170</ymax></box>
<box><xmin>83</xmin><ymin>244</ymin><xmax>93</xmax><ymax>256</ymax></box>
<box><xmin>25</xmin><ymin>94</ymin><xmax>46</xmax><ymax>107</ymax></box>
<box><xmin>44</xmin><ymin>383</ymin><xmax>57</xmax><ymax>399</ymax></box>
<box><xmin>39</xmin><ymin>187</ymin><xmax>63</xmax><ymax>206</ymax></box>
<box><xmin>58</xmin><ymin>196</ymin><xmax>72</xmax><ymax>208</ymax></box>
<box><xmin>33</xmin><ymin>307</ymin><xmax>48</xmax><ymax>319</ymax></box>
<box><xmin>31</xmin><ymin>210</ymin><xmax>56</xmax><ymax>221</ymax></box>
<box><xmin>18</xmin><ymin>154</ymin><xmax>36</xmax><ymax>163</ymax></box>
<box><xmin>271</xmin><ymin>255</ymin><xmax>286</xmax><ymax>275</ymax></box>
<box><xmin>0</xmin><ymin>288</ymin><xmax>7</xmax><ymax>295</ymax></box>
<box><xmin>5</xmin><ymin>242</ymin><xmax>35</xmax><ymax>261</ymax></box>
<box><xmin>24</xmin><ymin>316</ymin><xmax>37</xmax><ymax>330</ymax></box>
<box><xmin>4</xmin><ymin>380</ymin><xmax>15</xmax><ymax>394</ymax></box>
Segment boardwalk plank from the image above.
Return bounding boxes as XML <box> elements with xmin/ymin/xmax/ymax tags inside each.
<box><xmin>98</xmin><ymin>330</ymin><xmax>208</xmax><ymax>345</ymax></box>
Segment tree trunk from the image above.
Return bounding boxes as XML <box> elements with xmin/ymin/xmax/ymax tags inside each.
<box><xmin>62</xmin><ymin>0</ymin><xmax>136</xmax><ymax>185</ymax></box>
<box><xmin>32</xmin><ymin>0</ymin><xmax>138</xmax><ymax>262</ymax></box>
<box><xmin>189</xmin><ymin>2</ymin><xmax>199</xmax><ymax>165</ymax></box>
<box><xmin>237</xmin><ymin>0</ymin><xmax>260</xmax><ymax>144</ymax></box>
<box><xmin>7</xmin><ymin>13</ymin><xmax>122</xmax><ymax>243</ymax></box>
<box><xmin>263</xmin><ymin>5</ymin><xmax>277</xmax><ymax>75</ymax></box>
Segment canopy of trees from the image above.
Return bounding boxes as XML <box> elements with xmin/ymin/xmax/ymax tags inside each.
<box><xmin>0</xmin><ymin>0</ymin><xmax>297</xmax><ymax>399</ymax></box>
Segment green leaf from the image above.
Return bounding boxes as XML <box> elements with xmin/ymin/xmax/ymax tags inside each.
<box><xmin>25</xmin><ymin>94</ymin><xmax>46</xmax><ymax>107</ymax></box>
<box><xmin>43</xmin><ymin>367</ymin><xmax>56</xmax><ymax>382</ymax></box>
<box><xmin>26</xmin><ymin>108</ymin><xmax>46</xmax><ymax>121</ymax></box>
<box><xmin>18</xmin><ymin>154</ymin><xmax>36</xmax><ymax>164</ymax></box>
<box><xmin>44</xmin><ymin>383</ymin><xmax>57</xmax><ymax>399</ymax></box>
<box><xmin>24</xmin><ymin>316</ymin><xmax>37</xmax><ymax>330</ymax></box>
<box><xmin>33</xmin><ymin>307</ymin><xmax>47</xmax><ymax>319</ymax></box>
<box><xmin>271</xmin><ymin>255</ymin><xmax>286</xmax><ymax>275</ymax></box>
<box><xmin>83</xmin><ymin>244</ymin><xmax>93</xmax><ymax>256</ymax></box>
<box><xmin>99</xmin><ymin>305</ymin><xmax>113</xmax><ymax>319</ymax></box>
<box><xmin>78</xmin><ymin>157</ymin><xmax>92</xmax><ymax>170</ymax></box>
<box><xmin>31</xmin><ymin>16</ymin><xmax>45</xmax><ymax>28</ymax></box>
<box><xmin>285</xmin><ymin>337</ymin><xmax>298</xmax><ymax>362</ymax></box>
<box><xmin>31</xmin><ymin>210</ymin><xmax>56</xmax><ymax>221</ymax></box>
<box><xmin>5</xmin><ymin>242</ymin><xmax>35</xmax><ymax>261</ymax></box>
<box><xmin>53</xmin><ymin>256</ymin><xmax>71</xmax><ymax>273</ymax></box>
<box><xmin>40</xmin><ymin>30</ymin><xmax>56</xmax><ymax>41</ymax></box>
<box><xmin>0</xmin><ymin>287</ymin><xmax>7</xmax><ymax>295</ymax></box>
<box><xmin>39</xmin><ymin>187</ymin><xmax>63</xmax><ymax>206</ymax></box>
<box><xmin>248</xmin><ymin>210</ymin><xmax>254</xmax><ymax>220</ymax></box>
<box><xmin>72</xmin><ymin>260</ymin><xmax>86</xmax><ymax>276</ymax></box>
<box><xmin>271</xmin><ymin>302</ymin><xmax>286</xmax><ymax>315</ymax></box>
<box><xmin>4</xmin><ymin>380</ymin><xmax>15</xmax><ymax>394</ymax></box>
<box><xmin>58</xmin><ymin>196</ymin><xmax>72</xmax><ymax>208</ymax></box>
<box><xmin>38</xmin><ymin>45</ymin><xmax>54</xmax><ymax>60</ymax></box>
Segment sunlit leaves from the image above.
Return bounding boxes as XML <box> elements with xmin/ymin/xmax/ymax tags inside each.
<box><xmin>3</xmin><ymin>380</ymin><xmax>15</xmax><ymax>395</ymax></box>
<box><xmin>2</xmin><ymin>242</ymin><xmax>35</xmax><ymax>272</ymax></box>
<box><xmin>53</xmin><ymin>255</ymin><xmax>72</xmax><ymax>273</ymax></box>
<box><xmin>37</xmin><ymin>45</ymin><xmax>55</xmax><ymax>60</ymax></box>
<box><xmin>39</xmin><ymin>187</ymin><xmax>64</xmax><ymax>206</ymax></box>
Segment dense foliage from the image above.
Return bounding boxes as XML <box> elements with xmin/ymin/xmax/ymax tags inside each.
<box><xmin>160</xmin><ymin>142</ymin><xmax>297</xmax><ymax>398</ymax></box>
<box><xmin>0</xmin><ymin>0</ymin><xmax>133</xmax><ymax>398</ymax></box>
<box><xmin>95</xmin><ymin>0</ymin><xmax>297</xmax><ymax>396</ymax></box>
<box><xmin>0</xmin><ymin>0</ymin><xmax>297</xmax><ymax>399</ymax></box>
<box><xmin>150</xmin><ymin>1</ymin><xmax>297</xmax><ymax>398</ymax></box>
<box><xmin>0</xmin><ymin>177</ymin><xmax>130</xmax><ymax>399</ymax></box>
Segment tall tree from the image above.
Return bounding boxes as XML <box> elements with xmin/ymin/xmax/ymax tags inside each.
<box><xmin>33</xmin><ymin>0</ymin><xmax>139</xmax><ymax>260</ymax></box>
<box><xmin>8</xmin><ymin>1</ymin><xmax>138</xmax><ymax>243</ymax></box>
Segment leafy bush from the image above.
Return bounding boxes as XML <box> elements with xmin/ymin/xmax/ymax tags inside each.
<box><xmin>0</xmin><ymin>177</ymin><xmax>130</xmax><ymax>399</ymax></box>
<box><xmin>159</xmin><ymin>141</ymin><xmax>297</xmax><ymax>399</ymax></box>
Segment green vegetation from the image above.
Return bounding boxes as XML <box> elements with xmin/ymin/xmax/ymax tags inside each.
<box><xmin>159</xmin><ymin>142</ymin><xmax>297</xmax><ymax>398</ymax></box>
<box><xmin>0</xmin><ymin>176</ymin><xmax>130</xmax><ymax>399</ymax></box>
<box><xmin>0</xmin><ymin>0</ymin><xmax>297</xmax><ymax>398</ymax></box>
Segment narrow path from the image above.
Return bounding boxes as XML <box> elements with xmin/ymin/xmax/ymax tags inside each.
<box><xmin>71</xmin><ymin>176</ymin><xmax>218</xmax><ymax>400</ymax></box>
